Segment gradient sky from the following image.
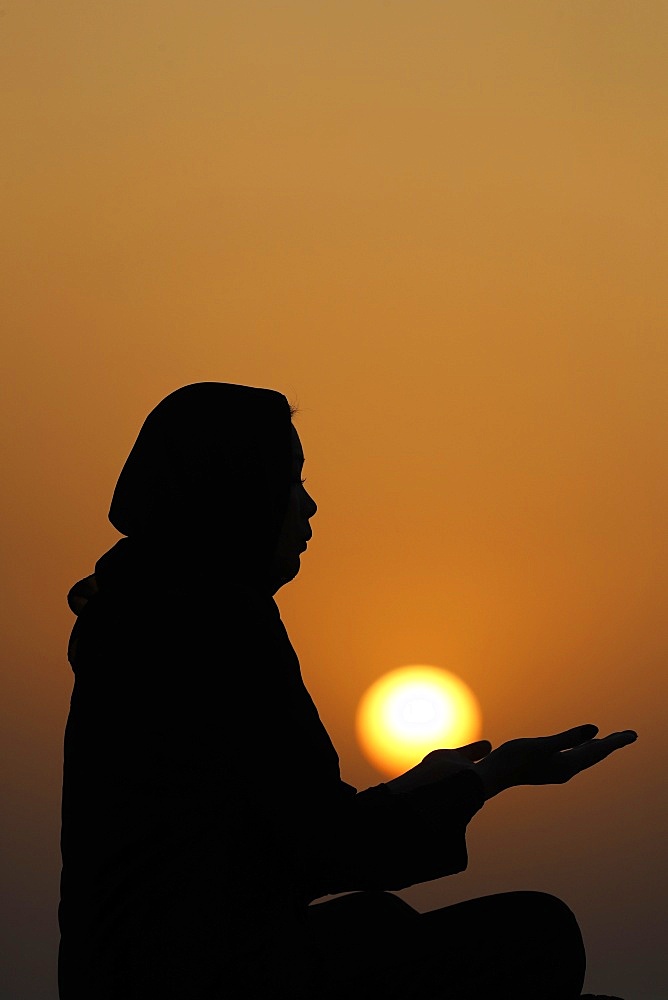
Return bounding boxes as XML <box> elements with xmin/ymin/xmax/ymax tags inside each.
<box><xmin>2</xmin><ymin>3</ymin><xmax>666</xmax><ymax>997</ymax></box>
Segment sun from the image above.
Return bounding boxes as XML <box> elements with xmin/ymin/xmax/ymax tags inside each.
<box><xmin>355</xmin><ymin>665</ymin><xmax>482</xmax><ymax>777</ymax></box>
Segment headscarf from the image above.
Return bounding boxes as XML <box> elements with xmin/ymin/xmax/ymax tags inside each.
<box><xmin>70</xmin><ymin>382</ymin><xmax>294</xmax><ymax>610</ymax></box>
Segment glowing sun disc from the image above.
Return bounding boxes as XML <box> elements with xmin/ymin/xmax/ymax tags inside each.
<box><xmin>355</xmin><ymin>665</ymin><xmax>482</xmax><ymax>777</ymax></box>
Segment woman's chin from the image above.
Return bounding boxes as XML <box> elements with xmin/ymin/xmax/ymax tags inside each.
<box><xmin>273</xmin><ymin>553</ymin><xmax>302</xmax><ymax>590</ymax></box>
<box><xmin>287</xmin><ymin>551</ymin><xmax>302</xmax><ymax>578</ymax></box>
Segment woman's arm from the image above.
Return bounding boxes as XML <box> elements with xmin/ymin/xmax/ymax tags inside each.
<box><xmin>297</xmin><ymin>766</ymin><xmax>486</xmax><ymax>901</ymax></box>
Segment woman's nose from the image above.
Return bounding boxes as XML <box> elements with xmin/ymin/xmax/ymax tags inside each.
<box><xmin>303</xmin><ymin>492</ymin><xmax>317</xmax><ymax>518</ymax></box>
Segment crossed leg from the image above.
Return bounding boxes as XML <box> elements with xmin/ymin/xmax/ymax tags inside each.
<box><xmin>306</xmin><ymin>889</ymin><xmax>586</xmax><ymax>999</ymax></box>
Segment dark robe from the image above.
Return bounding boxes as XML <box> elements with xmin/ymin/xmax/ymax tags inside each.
<box><xmin>58</xmin><ymin>382</ymin><xmax>485</xmax><ymax>999</ymax></box>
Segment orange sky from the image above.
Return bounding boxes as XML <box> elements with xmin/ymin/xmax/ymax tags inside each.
<box><xmin>2</xmin><ymin>3</ymin><xmax>666</xmax><ymax>997</ymax></box>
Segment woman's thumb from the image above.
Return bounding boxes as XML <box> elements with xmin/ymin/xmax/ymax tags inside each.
<box><xmin>456</xmin><ymin>740</ymin><xmax>492</xmax><ymax>761</ymax></box>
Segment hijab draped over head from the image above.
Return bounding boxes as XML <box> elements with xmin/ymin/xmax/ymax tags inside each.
<box><xmin>73</xmin><ymin>382</ymin><xmax>294</xmax><ymax>608</ymax></box>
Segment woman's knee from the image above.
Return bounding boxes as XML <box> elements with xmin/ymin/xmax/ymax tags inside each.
<box><xmin>514</xmin><ymin>891</ymin><xmax>582</xmax><ymax>939</ymax></box>
<box><xmin>510</xmin><ymin>892</ymin><xmax>586</xmax><ymax>990</ymax></box>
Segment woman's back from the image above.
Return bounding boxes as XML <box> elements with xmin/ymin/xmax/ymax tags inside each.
<box><xmin>59</xmin><ymin>553</ymin><xmax>326</xmax><ymax>997</ymax></box>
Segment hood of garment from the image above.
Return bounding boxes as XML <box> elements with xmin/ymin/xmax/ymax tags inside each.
<box><xmin>67</xmin><ymin>382</ymin><xmax>294</xmax><ymax>622</ymax></box>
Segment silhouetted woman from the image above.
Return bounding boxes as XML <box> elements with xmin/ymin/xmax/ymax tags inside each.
<box><xmin>59</xmin><ymin>382</ymin><xmax>635</xmax><ymax>999</ymax></box>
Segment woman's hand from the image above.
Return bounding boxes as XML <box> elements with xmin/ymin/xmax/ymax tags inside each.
<box><xmin>386</xmin><ymin>740</ymin><xmax>492</xmax><ymax>794</ymax></box>
<box><xmin>474</xmin><ymin>724</ymin><xmax>637</xmax><ymax>800</ymax></box>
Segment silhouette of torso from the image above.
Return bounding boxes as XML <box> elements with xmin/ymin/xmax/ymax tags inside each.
<box><xmin>59</xmin><ymin>543</ymin><xmax>483</xmax><ymax>998</ymax></box>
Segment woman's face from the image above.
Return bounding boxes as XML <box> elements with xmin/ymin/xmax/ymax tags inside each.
<box><xmin>271</xmin><ymin>425</ymin><xmax>317</xmax><ymax>591</ymax></box>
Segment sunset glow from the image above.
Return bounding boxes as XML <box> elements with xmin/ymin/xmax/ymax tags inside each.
<box><xmin>356</xmin><ymin>665</ymin><xmax>482</xmax><ymax>777</ymax></box>
<box><xmin>2</xmin><ymin>2</ymin><xmax>663</xmax><ymax>995</ymax></box>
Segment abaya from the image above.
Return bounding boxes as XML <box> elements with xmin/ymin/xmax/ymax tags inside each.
<box><xmin>59</xmin><ymin>382</ymin><xmax>586</xmax><ymax>999</ymax></box>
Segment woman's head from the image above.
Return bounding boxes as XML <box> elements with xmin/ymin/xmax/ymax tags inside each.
<box><xmin>108</xmin><ymin>382</ymin><xmax>316</xmax><ymax>594</ymax></box>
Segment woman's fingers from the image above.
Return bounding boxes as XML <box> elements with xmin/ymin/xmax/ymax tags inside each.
<box><xmin>476</xmin><ymin>727</ymin><xmax>638</xmax><ymax>793</ymax></box>
<box><xmin>560</xmin><ymin>731</ymin><xmax>638</xmax><ymax>779</ymax></box>
<box><xmin>539</xmin><ymin>724</ymin><xmax>599</xmax><ymax>752</ymax></box>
